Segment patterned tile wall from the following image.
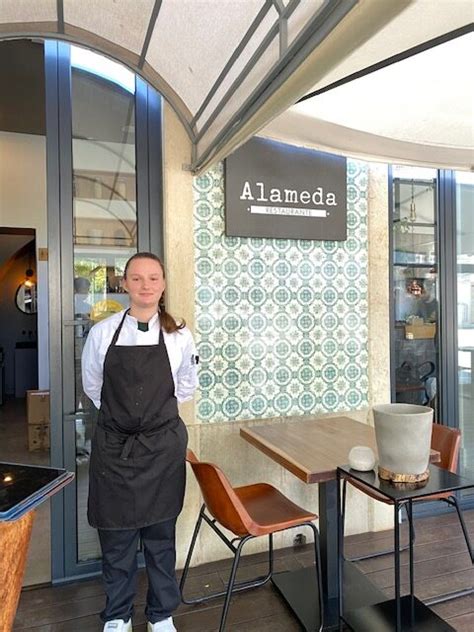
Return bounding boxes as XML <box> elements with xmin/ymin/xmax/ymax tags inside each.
<box><xmin>193</xmin><ymin>159</ymin><xmax>369</xmax><ymax>422</ymax></box>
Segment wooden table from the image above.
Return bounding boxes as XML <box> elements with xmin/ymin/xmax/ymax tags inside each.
<box><xmin>241</xmin><ymin>416</ymin><xmax>440</xmax><ymax>631</ymax></box>
<box><xmin>0</xmin><ymin>463</ymin><xmax>74</xmax><ymax>630</ymax></box>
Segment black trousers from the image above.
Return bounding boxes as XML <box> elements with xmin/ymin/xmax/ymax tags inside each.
<box><xmin>98</xmin><ymin>518</ymin><xmax>180</xmax><ymax>623</ymax></box>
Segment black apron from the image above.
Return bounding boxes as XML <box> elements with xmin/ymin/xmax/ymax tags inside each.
<box><xmin>88</xmin><ymin>310</ymin><xmax>188</xmax><ymax>530</ymax></box>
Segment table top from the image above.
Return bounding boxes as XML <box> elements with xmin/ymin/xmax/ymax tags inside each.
<box><xmin>0</xmin><ymin>462</ymin><xmax>74</xmax><ymax>521</ymax></box>
<box><xmin>240</xmin><ymin>416</ymin><xmax>440</xmax><ymax>484</ymax></box>
<box><xmin>338</xmin><ymin>463</ymin><xmax>474</xmax><ymax>501</ymax></box>
<box><xmin>241</xmin><ymin>416</ymin><xmax>380</xmax><ymax>484</ymax></box>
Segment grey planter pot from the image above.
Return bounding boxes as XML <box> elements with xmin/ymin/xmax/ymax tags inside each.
<box><xmin>373</xmin><ymin>403</ymin><xmax>433</xmax><ymax>480</ymax></box>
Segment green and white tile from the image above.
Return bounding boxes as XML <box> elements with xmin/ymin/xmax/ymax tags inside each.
<box><xmin>194</xmin><ymin>158</ymin><xmax>369</xmax><ymax>422</ymax></box>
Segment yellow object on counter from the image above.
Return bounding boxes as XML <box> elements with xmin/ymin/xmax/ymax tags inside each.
<box><xmin>405</xmin><ymin>323</ymin><xmax>436</xmax><ymax>339</ymax></box>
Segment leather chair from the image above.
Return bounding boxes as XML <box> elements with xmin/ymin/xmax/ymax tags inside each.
<box><xmin>180</xmin><ymin>449</ymin><xmax>324</xmax><ymax>631</ymax></box>
<box><xmin>341</xmin><ymin>424</ymin><xmax>473</xmax><ymax>595</ymax></box>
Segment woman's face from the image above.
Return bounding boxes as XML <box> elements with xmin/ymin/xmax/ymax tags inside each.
<box><xmin>122</xmin><ymin>258</ymin><xmax>165</xmax><ymax>309</ymax></box>
<box><xmin>407</xmin><ymin>280</ymin><xmax>423</xmax><ymax>297</ymax></box>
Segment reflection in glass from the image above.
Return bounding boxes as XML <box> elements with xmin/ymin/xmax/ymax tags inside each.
<box><xmin>392</xmin><ymin>166</ymin><xmax>439</xmax><ymax>417</ymax></box>
<box><xmin>71</xmin><ymin>46</ymin><xmax>137</xmax><ymax>562</ymax></box>
<box><xmin>456</xmin><ymin>171</ymin><xmax>474</xmax><ymax>481</ymax></box>
<box><xmin>15</xmin><ymin>280</ymin><xmax>37</xmax><ymax>314</ymax></box>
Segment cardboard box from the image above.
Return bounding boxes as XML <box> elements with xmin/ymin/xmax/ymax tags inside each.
<box><xmin>28</xmin><ymin>424</ymin><xmax>50</xmax><ymax>451</ymax></box>
<box><xmin>405</xmin><ymin>323</ymin><xmax>436</xmax><ymax>340</ymax></box>
<box><xmin>26</xmin><ymin>390</ymin><xmax>50</xmax><ymax>425</ymax></box>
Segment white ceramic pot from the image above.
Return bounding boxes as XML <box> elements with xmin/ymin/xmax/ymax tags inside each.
<box><xmin>373</xmin><ymin>404</ymin><xmax>433</xmax><ymax>477</ymax></box>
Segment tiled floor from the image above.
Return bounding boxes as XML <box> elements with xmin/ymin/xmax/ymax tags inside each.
<box><xmin>13</xmin><ymin>509</ymin><xmax>474</xmax><ymax>631</ymax></box>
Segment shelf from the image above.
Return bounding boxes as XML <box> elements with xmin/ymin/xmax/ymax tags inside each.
<box><xmin>73</xmin><ymin>245</ymin><xmax>136</xmax><ymax>257</ymax></box>
<box><xmin>394</xmin><ymin>263</ymin><xmax>437</xmax><ymax>268</ymax></box>
<box><xmin>393</xmin><ymin>220</ymin><xmax>436</xmax><ymax>227</ymax></box>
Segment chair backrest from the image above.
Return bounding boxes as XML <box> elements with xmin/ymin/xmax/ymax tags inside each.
<box><xmin>431</xmin><ymin>423</ymin><xmax>461</xmax><ymax>473</ymax></box>
<box><xmin>186</xmin><ymin>449</ymin><xmax>251</xmax><ymax>536</ymax></box>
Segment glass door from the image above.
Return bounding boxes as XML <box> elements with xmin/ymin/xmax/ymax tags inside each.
<box><xmin>392</xmin><ymin>166</ymin><xmax>439</xmax><ymax>418</ymax></box>
<box><xmin>70</xmin><ymin>47</ymin><xmax>138</xmax><ymax>565</ymax></box>
<box><xmin>456</xmin><ymin>171</ymin><xmax>474</xmax><ymax>481</ymax></box>
<box><xmin>46</xmin><ymin>41</ymin><xmax>163</xmax><ymax>579</ymax></box>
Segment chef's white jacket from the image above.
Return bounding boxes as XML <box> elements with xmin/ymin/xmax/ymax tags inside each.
<box><xmin>81</xmin><ymin>310</ymin><xmax>198</xmax><ymax>409</ymax></box>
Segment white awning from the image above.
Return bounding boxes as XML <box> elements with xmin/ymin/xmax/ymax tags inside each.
<box><xmin>260</xmin><ymin>29</ymin><xmax>474</xmax><ymax>170</ymax></box>
<box><xmin>1</xmin><ymin>0</ymin><xmax>472</xmax><ymax>172</ymax></box>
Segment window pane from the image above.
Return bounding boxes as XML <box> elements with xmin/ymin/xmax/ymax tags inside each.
<box><xmin>456</xmin><ymin>171</ymin><xmax>474</xmax><ymax>480</ymax></box>
<box><xmin>71</xmin><ymin>48</ymin><xmax>137</xmax><ymax>562</ymax></box>
<box><xmin>392</xmin><ymin>168</ymin><xmax>439</xmax><ymax>418</ymax></box>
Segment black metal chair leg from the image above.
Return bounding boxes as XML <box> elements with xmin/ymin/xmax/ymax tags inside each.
<box><xmin>450</xmin><ymin>495</ymin><xmax>474</xmax><ymax>563</ymax></box>
<box><xmin>182</xmin><ymin>515</ymin><xmax>273</xmax><ymax>607</ymax></box>
<box><xmin>405</xmin><ymin>500</ymin><xmax>415</xmax><ymax>546</ymax></box>
<box><xmin>344</xmin><ymin>492</ymin><xmax>411</xmax><ymax>561</ymax></box>
<box><xmin>341</xmin><ymin>478</ymin><xmax>347</xmax><ymax>560</ymax></box>
<box><xmin>181</xmin><ymin>508</ymin><xmax>322</xmax><ymax>631</ymax></box>
<box><xmin>219</xmin><ymin>535</ymin><xmax>253</xmax><ymax>632</ymax></box>
<box><xmin>307</xmin><ymin>521</ymin><xmax>324</xmax><ymax>632</ymax></box>
<box><xmin>268</xmin><ymin>532</ymin><xmax>274</xmax><ymax>578</ymax></box>
<box><xmin>407</xmin><ymin>501</ymin><xmax>414</xmax><ymax>602</ymax></box>
<box><xmin>409</xmin><ymin>506</ymin><xmax>416</xmax><ymax>546</ymax></box>
<box><xmin>422</xmin><ymin>496</ymin><xmax>474</xmax><ymax>607</ymax></box>
<box><xmin>179</xmin><ymin>504</ymin><xmax>205</xmax><ymax>602</ymax></box>
<box><xmin>337</xmin><ymin>470</ymin><xmax>344</xmax><ymax>632</ymax></box>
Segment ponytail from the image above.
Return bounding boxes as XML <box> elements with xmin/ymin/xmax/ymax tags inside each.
<box><xmin>159</xmin><ymin>292</ymin><xmax>185</xmax><ymax>334</ymax></box>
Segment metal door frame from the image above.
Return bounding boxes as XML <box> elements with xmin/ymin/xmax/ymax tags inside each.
<box><xmin>45</xmin><ymin>39</ymin><xmax>163</xmax><ymax>581</ymax></box>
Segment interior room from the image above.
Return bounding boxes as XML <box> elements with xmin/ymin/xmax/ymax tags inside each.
<box><xmin>0</xmin><ymin>230</ymin><xmax>40</xmax><ymax>462</ymax></box>
<box><xmin>0</xmin><ymin>39</ymin><xmax>51</xmax><ymax>587</ymax></box>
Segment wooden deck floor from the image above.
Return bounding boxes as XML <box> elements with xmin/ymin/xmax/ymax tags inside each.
<box><xmin>14</xmin><ymin>510</ymin><xmax>474</xmax><ymax>631</ymax></box>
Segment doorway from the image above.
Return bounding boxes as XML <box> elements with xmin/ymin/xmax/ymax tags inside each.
<box><xmin>0</xmin><ymin>39</ymin><xmax>51</xmax><ymax>585</ymax></box>
<box><xmin>2</xmin><ymin>36</ymin><xmax>163</xmax><ymax>583</ymax></box>
<box><xmin>0</xmin><ymin>229</ymin><xmax>39</xmax><ymax>413</ymax></box>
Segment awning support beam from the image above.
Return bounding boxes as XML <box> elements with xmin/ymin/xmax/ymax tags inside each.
<box><xmin>191</xmin><ymin>0</ymin><xmax>357</xmax><ymax>172</ymax></box>
<box><xmin>138</xmin><ymin>0</ymin><xmax>164</xmax><ymax>69</ymax></box>
<box><xmin>273</xmin><ymin>0</ymin><xmax>289</xmax><ymax>56</ymax></box>
<box><xmin>194</xmin><ymin>0</ymin><xmax>300</xmax><ymax>144</ymax></box>
<box><xmin>190</xmin><ymin>0</ymin><xmax>275</xmax><ymax>128</ymax></box>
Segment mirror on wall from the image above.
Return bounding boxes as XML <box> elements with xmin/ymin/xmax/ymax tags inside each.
<box><xmin>15</xmin><ymin>273</ymin><xmax>37</xmax><ymax>314</ymax></box>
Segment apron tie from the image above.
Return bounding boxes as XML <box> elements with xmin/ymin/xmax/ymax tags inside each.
<box><xmin>120</xmin><ymin>431</ymin><xmax>158</xmax><ymax>460</ymax></box>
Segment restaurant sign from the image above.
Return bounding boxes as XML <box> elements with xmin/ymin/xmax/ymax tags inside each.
<box><xmin>225</xmin><ymin>137</ymin><xmax>347</xmax><ymax>240</ymax></box>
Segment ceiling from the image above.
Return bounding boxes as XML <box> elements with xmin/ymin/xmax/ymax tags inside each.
<box><xmin>0</xmin><ymin>0</ymin><xmax>473</xmax><ymax>172</ymax></box>
<box><xmin>0</xmin><ymin>233</ymin><xmax>34</xmax><ymax>271</ymax></box>
<box><xmin>0</xmin><ymin>40</ymin><xmax>45</xmax><ymax>136</ymax></box>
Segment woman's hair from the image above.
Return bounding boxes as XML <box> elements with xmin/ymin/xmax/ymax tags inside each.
<box><xmin>123</xmin><ymin>252</ymin><xmax>185</xmax><ymax>333</ymax></box>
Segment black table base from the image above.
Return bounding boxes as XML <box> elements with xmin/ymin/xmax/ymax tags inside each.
<box><xmin>272</xmin><ymin>561</ymin><xmax>387</xmax><ymax>631</ymax></box>
<box><xmin>342</xmin><ymin>595</ymin><xmax>456</xmax><ymax>632</ymax></box>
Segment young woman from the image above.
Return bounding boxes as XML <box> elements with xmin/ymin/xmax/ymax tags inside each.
<box><xmin>82</xmin><ymin>252</ymin><xmax>198</xmax><ymax>632</ymax></box>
